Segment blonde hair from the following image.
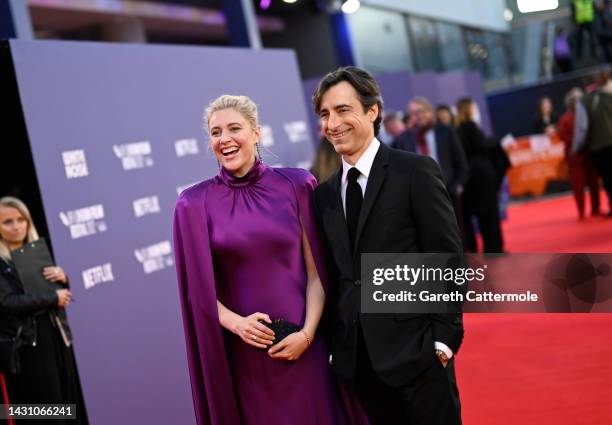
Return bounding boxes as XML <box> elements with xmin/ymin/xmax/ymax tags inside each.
<box><xmin>204</xmin><ymin>95</ymin><xmax>259</xmax><ymax>133</ymax></box>
<box><xmin>311</xmin><ymin>139</ymin><xmax>341</xmax><ymax>183</ymax></box>
<box><xmin>0</xmin><ymin>197</ymin><xmax>39</xmax><ymax>260</ymax></box>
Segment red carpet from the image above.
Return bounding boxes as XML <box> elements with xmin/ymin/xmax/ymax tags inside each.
<box><xmin>458</xmin><ymin>192</ymin><xmax>612</xmax><ymax>425</ymax></box>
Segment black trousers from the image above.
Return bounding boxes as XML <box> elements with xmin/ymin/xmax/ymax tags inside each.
<box><xmin>462</xmin><ymin>162</ymin><xmax>504</xmax><ymax>253</ymax></box>
<box><xmin>354</xmin><ymin>328</ymin><xmax>462</xmax><ymax>425</ymax></box>
<box><xmin>575</xmin><ymin>22</ymin><xmax>597</xmax><ymax>59</ymax></box>
<box><xmin>590</xmin><ymin>146</ymin><xmax>612</xmax><ymax>213</ymax></box>
<box><xmin>4</xmin><ymin>314</ymin><xmax>88</xmax><ymax>425</ymax></box>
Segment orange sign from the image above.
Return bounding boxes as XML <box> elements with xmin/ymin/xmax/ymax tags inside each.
<box><xmin>503</xmin><ymin>133</ymin><xmax>567</xmax><ymax>197</ymax></box>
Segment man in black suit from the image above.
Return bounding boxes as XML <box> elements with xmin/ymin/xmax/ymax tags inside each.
<box><xmin>312</xmin><ymin>67</ymin><xmax>464</xmax><ymax>425</ymax></box>
<box><xmin>393</xmin><ymin>97</ymin><xmax>468</xmax><ymax>203</ymax></box>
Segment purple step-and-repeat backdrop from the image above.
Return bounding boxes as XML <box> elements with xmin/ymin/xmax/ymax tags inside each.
<box><xmin>303</xmin><ymin>69</ymin><xmax>493</xmax><ymax>142</ymax></box>
<box><xmin>10</xmin><ymin>39</ymin><xmax>315</xmax><ymax>425</ymax></box>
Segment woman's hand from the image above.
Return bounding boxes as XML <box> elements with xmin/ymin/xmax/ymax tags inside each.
<box><xmin>268</xmin><ymin>331</ymin><xmax>310</xmax><ymax>361</ymax></box>
<box><xmin>233</xmin><ymin>312</ymin><xmax>275</xmax><ymax>349</ymax></box>
<box><xmin>43</xmin><ymin>266</ymin><xmax>67</xmax><ymax>284</ymax></box>
<box><xmin>56</xmin><ymin>289</ymin><xmax>72</xmax><ymax>308</ymax></box>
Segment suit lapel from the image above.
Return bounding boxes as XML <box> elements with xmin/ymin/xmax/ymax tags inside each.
<box><xmin>329</xmin><ymin>169</ymin><xmax>352</xmax><ymax>261</ymax></box>
<box><xmin>353</xmin><ymin>144</ymin><xmax>389</xmax><ymax>256</ymax></box>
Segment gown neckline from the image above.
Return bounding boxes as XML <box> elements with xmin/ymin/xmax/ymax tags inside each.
<box><xmin>219</xmin><ymin>159</ymin><xmax>266</xmax><ymax>188</ymax></box>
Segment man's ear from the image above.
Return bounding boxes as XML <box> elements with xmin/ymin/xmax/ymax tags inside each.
<box><xmin>369</xmin><ymin>104</ymin><xmax>379</xmax><ymax>123</ymax></box>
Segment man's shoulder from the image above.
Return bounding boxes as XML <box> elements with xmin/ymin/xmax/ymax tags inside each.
<box><xmin>387</xmin><ymin>146</ymin><xmax>431</xmax><ymax>168</ymax></box>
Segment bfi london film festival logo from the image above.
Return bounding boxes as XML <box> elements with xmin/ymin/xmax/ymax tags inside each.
<box><xmin>175</xmin><ymin>138</ymin><xmax>199</xmax><ymax>157</ymax></box>
<box><xmin>62</xmin><ymin>149</ymin><xmax>89</xmax><ymax>179</ymax></box>
<box><xmin>82</xmin><ymin>263</ymin><xmax>114</xmax><ymax>290</ymax></box>
<box><xmin>113</xmin><ymin>141</ymin><xmax>154</xmax><ymax>170</ymax></box>
<box><xmin>134</xmin><ymin>241</ymin><xmax>174</xmax><ymax>274</ymax></box>
<box><xmin>59</xmin><ymin>204</ymin><xmax>107</xmax><ymax>239</ymax></box>
<box><xmin>133</xmin><ymin>196</ymin><xmax>161</xmax><ymax>218</ymax></box>
<box><xmin>284</xmin><ymin>121</ymin><xmax>309</xmax><ymax>144</ymax></box>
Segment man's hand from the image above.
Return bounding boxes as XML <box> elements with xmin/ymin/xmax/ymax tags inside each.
<box><xmin>436</xmin><ymin>349</ymin><xmax>449</xmax><ymax>368</ymax></box>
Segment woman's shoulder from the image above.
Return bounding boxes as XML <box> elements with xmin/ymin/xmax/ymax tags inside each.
<box><xmin>175</xmin><ymin>177</ymin><xmax>218</xmax><ymax>208</ymax></box>
<box><xmin>270</xmin><ymin>167</ymin><xmax>316</xmax><ymax>187</ymax></box>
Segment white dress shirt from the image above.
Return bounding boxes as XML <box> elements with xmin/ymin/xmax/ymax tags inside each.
<box><xmin>424</xmin><ymin>129</ymin><xmax>439</xmax><ymax>163</ymax></box>
<box><xmin>340</xmin><ymin>137</ymin><xmax>454</xmax><ymax>360</ymax></box>
<box><xmin>340</xmin><ymin>138</ymin><xmax>380</xmax><ymax>215</ymax></box>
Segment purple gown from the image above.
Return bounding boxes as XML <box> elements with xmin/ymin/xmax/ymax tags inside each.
<box><xmin>173</xmin><ymin>161</ymin><xmax>366</xmax><ymax>425</ymax></box>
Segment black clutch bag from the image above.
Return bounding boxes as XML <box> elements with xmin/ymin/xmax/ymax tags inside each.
<box><xmin>258</xmin><ymin>319</ymin><xmax>301</xmax><ymax>349</ymax></box>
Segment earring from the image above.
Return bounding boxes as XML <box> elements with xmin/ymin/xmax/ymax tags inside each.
<box><xmin>217</xmin><ymin>159</ymin><xmax>221</xmax><ymax>169</ymax></box>
<box><xmin>256</xmin><ymin>142</ymin><xmax>263</xmax><ymax>162</ymax></box>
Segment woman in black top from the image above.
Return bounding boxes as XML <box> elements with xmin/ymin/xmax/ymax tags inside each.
<box><xmin>0</xmin><ymin>196</ymin><xmax>87</xmax><ymax>425</ymax></box>
<box><xmin>455</xmin><ymin>98</ymin><xmax>505</xmax><ymax>253</ymax></box>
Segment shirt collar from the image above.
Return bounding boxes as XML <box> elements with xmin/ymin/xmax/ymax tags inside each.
<box><xmin>341</xmin><ymin>137</ymin><xmax>381</xmax><ymax>185</ymax></box>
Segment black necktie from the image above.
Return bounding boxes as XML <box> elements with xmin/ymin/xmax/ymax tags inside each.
<box><xmin>346</xmin><ymin>167</ymin><xmax>363</xmax><ymax>248</ymax></box>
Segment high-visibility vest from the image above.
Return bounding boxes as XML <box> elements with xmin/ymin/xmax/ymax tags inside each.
<box><xmin>573</xmin><ymin>0</ymin><xmax>594</xmax><ymax>24</ymax></box>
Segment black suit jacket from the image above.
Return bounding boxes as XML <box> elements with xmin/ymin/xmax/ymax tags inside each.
<box><xmin>314</xmin><ymin>143</ymin><xmax>464</xmax><ymax>389</ymax></box>
<box><xmin>392</xmin><ymin>125</ymin><xmax>468</xmax><ymax>195</ymax></box>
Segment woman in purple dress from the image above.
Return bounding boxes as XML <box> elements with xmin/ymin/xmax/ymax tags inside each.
<box><xmin>173</xmin><ymin>95</ymin><xmax>365</xmax><ymax>425</ymax></box>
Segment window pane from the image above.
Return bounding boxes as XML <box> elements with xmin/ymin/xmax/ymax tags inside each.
<box><xmin>436</xmin><ymin>22</ymin><xmax>469</xmax><ymax>71</ymax></box>
<box><xmin>407</xmin><ymin>16</ymin><xmax>442</xmax><ymax>72</ymax></box>
<box><xmin>347</xmin><ymin>6</ymin><xmax>414</xmax><ymax>73</ymax></box>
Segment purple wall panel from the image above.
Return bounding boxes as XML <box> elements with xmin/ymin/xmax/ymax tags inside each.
<box><xmin>10</xmin><ymin>39</ymin><xmax>315</xmax><ymax>425</ymax></box>
<box><xmin>435</xmin><ymin>71</ymin><xmax>468</xmax><ymax>107</ymax></box>
<box><xmin>302</xmin><ymin>77</ymin><xmax>321</xmax><ymax>143</ymax></box>
<box><xmin>407</xmin><ymin>71</ymin><xmax>439</xmax><ymax>101</ymax></box>
<box><xmin>374</xmin><ymin>72</ymin><xmax>412</xmax><ymax>114</ymax></box>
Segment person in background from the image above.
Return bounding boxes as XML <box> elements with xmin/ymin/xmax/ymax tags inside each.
<box><xmin>532</xmin><ymin>96</ymin><xmax>558</xmax><ymax>135</ymax></box>
<box><xmin>553</xmin><ymin>26</ymin><xmax>574</xmax><ymax>74</ymax></box>
<box><xmin>402</xmin><ymin>112</ymin><xmax>414</xmax><ymax>130</ymax></box>
<box><xmin>435</xmin><ymin>104</ymin><xmax>455</xmax><ymax>127</ymax></box>
<box><xmin>455</xmin><ymin>98</ymin><xmax>505</xmax><ymax>253</ymax></box>
<box><xmin>585</xmin><ymin>68</ymin><xmax>612</xmax><ymax>216</ymax></box>
<box><xmin>572</xmin><ymin>0</ymin><xmax>598</xmax><ymax>60</ymax></box>
<box><xmin>382</xmin><ymin>111</ymin><xmax>407</xmax><ymax>146</ymax></box>
<box><xmin>558</xmin><ymin>88</ymin><xmax>601</xmax><ymax>219</ymax></box>
<box><xmin>0</xmin><ymin>197</ymin><xmax>88</xmax><ymax>425</ymax></box>
<box><xmin>394</xmin><ymin>97</ymin><xmax>468</xmax><ymax>228</ymax></box>
<box><xmin>594</xmin><ymin>0</ymin><xmax>612</xmax><ymax>62</ymax></box>
<box><xmin>311</xmin><ymin>137</ymin><xmax>341</xmax><ymax>183</ymax></box>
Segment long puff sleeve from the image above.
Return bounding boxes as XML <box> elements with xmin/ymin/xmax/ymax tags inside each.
<box><xmin>276</xmin><ymin>169</ymin><xmax>329</xmax><ymax>293</ymax></box>
<box><xmin>173</xmin><ymin>182</ymin><xmax>241</xmax><ymax>425</ymax></box>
